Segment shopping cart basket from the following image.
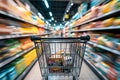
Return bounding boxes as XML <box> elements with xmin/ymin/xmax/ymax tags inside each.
<box><xmin>31</xmin><ymin>36</ymin><xmax>90</xmax><ymax>80</ymax></box>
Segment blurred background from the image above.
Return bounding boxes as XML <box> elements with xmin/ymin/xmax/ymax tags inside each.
<box><xmin>0</xmin><ymin>0</ymin><xmax>120</xmax><ymax>80</ymax></box>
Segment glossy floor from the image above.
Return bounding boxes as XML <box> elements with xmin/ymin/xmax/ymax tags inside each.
<box><xmin>24</xmin><ymin>61</ymin><xmax>99</xmax><ymax>80</ymax></box>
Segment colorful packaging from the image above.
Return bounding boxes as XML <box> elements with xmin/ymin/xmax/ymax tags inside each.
<box><xmin>6</xmin><ymin>66</ymin><xmax>17</xmax><ymax>80</ymax></box>
<box><xmin>0</xmin><ymin>70</ymin><xmax>7</xmax><ymax>80</ymax></box>
<box><xmin>11</xmin><ymin>58</ymin><xmax>26</xmax><ymax>75</ymax></box>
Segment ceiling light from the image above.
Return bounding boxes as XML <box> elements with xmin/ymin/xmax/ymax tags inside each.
<box><xmin>66</xmin><ymin>10</ymin><xmax>69</xmax><ymax>12</ymax></box>
<box><xmin>65</xmin><ymin>21</ymin><xmax>70</xmax><ymax>26</ymax></box>
<box><xmin>38</xmin><ymin>12</ymin><xmax>44</xmax><ymax>19</ymax></box>
<box><xmin>55</xmin><ymin>20</ymin><xmax>57</xmax><ymax>22</ymax></box>
<box><xmin>49</xmin><ymin>12</ymin><xmax>52</xmax><ymax>16</ymax></box>
<box><xmin>43</xmin><ymin>0</ymin><xmax>49</xmax><ymax>8</ymax></box>
<box><xmin>71</xmin><ymin>3</ymin><xmax>73</xmax><ymax>6</ymax></box>
<box><xmin>60</xmin><ymin>24</ymin><xmax>62</xmax><ymax>26</ymax></box>
<box><xmin>54</xmin><ymin>24</ymin><xmax>56</xmax><ymax>26</ymax></box>
<box><xmin>51</xmin><ymin>17</ymin><xmax>54</xmax><ymax>20</ymax></box>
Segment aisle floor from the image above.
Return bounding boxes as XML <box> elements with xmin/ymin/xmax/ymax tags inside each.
<box><xmin>24</xmin><ymin>61</ymin><xmax>99</xmax><ymax>80</ymax></box>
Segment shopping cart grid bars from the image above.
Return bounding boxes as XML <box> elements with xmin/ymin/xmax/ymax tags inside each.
<box><xmin>32</xmin><ymin>36</ymin><xmax>89</xmax><ymax>80</ymax></box>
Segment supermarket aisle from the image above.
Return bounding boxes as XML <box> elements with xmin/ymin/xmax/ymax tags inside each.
<box><xmin>24</xmin><ymin>61</ymin><xmax>99</xmax><ymax>80</ymax></box>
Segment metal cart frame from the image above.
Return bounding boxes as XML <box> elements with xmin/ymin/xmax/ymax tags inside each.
<box><xmin>31</xmin><ymin>36</ymin><xmax>90</xmax><ymax>80</ymax></box>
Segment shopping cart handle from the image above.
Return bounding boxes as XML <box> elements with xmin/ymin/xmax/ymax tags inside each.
<box><xmin>31</xmin><ymin>35</ymin><xmax>90</xmax><ymax>41</ymax></box>
<box><xmin>80</xmin><ymin>35</ymin><xmax>90</xmax><ymax>41</ymax></box>
<box><xmin>31</xmin><ymin>36</ymin><xmax>41</xmax><ymax>41</ymax></box>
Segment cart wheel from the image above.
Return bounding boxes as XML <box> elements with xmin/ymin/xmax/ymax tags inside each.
<box><xmin>73</xmin><ymin>76</ymin><xmax>76</xmax><ymax>80</ymax></box>
<box><xmin>45</xmin><ymin>76</ymin><xmax>48</xmax><ymax>80</ymax></box>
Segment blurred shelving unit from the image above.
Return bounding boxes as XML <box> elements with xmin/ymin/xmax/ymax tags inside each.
<box><xmin>0</xmin><ymin>10</ymin><xmax>51</xmax><ymax>31</ymax></box>
<box><xmin>0</xmin><ymin>33</ymin><xmax>52</xmax><ymax>40</ymax></box>
<box><xmin>71</xmin><ymin>26</ymin><xmax>120</xmax><ymax>33</ymax></box>
<box><xmin>15</xmin><ymin>59</ymin><xmax>37</xmax><ymax>80</ymax></box>
<box><xmin>0</xmin><ymin>0</ymin><xmax>52</xmax><ymax>80</ymax></box>
<box><xmin>0</xmin><ymin>46</ymin><xmax>34</xmax><ymax>68</ymax></box>
<box><xmin>68</xmin><ymin>0</ymin><xmax>120</xmax><ymax>80</ymax></box>
<box><xmin>71</xmin><ymin>9</ymin><xmax>120</xmax><ymax>28</ymax></box>
<box><xmin>88</xmin><ymin>41</ymin><xmax>120</xmax><ymax>55</ymax></box>
<box><xmin>84</xmin><ymin>58</ymin><xmax>108</xmax><ymax>80</ymax></box>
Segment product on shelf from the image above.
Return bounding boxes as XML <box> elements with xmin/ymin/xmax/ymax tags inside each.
<box><xmin>11</xmin><ymin>57</ymin><xmax>26</xmax><ymax>75</ymax></box>
<box><xmin>71</xmin><ymin>0</ymin><xmax>120</xmax><ymax>28</ymax></box>
<box><xmin>100</xmin><ymin>0</ymin><xmax>120</xmax><ymax>14</ymax></box>
<box><xmin>78</xmin><ymin>16</ymin><xmax>120</xmax><ymax>30</ymax></box>
<box><xmin>113</xmin><ymin>17</ymin><xmax>120</xmax><ymax>26</ymax></box>
<box><xmin>6</xmin><ymin>66</ymin><xmax>17</xmax><ymax>80</ymax></box>
<box><xmin>0</xmin><ymin>69</ymin><xmax>7</xmax><ymax>80</ymax></box>
<box><xmin>90</xmin><ymin>0</ymin><xmax>101</xmax><ymax>7</ymax></box>
<box><xmin>23</xmin><ymin>49</ymin><xmax>37</xmax><ymax>67</ymax></box>
<box><xmin>0</xmin><ymin>64</ymin><xmax>17</xmax><ymax>80</ymax></box>
<box><xmin>106</xmin><ymin>67</ymin><xmax>118</xmax><ymax>80</ymax></box>
<box><xmin>19</xmin><ymin>26</ymin><xmax>39</xmax><ymax>34</ymax></box>
<box><xmin>102</xmin><ymin>18</ymin><xmax>115</xmax><ymax>27</ymax></box>
<box><xmin>90</xmin><ymin>33</ymin><xmax>120</xmax><ymax>51</ymax></box>
<box><xmin>0</xmin><ymin>0</ymin><xmax>45</xmax><ymax>26</ymax></box>
<box><xmin>38</xmin><ymin>27</ymin><xmax>45</xmax><ymax>34</ymax></box>
<box><xmin>0</xmin><ymin>24</ymin><xmax>13</xmax><ymax>35</ymax></box>
<box><xmin>0</xmin><ymin>23</ymin><xmax>23</xmax><ymax>35</ymax></box>
<box><xmin>0</xmin><ymin>39</ymin><xmax>22</xmax><ymax>62</ymax></box>
<box><xmin>18</xmin><ymin>37</ymin><xmax>34</xmax><ymax>50</ymax></box>
<box><xmin>85</xmin><ymin>43</ymin><xmax>120</xmax><ymax>80</ymax></box>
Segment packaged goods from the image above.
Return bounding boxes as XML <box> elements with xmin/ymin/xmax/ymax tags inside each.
<box><xmin>6</xmin><ymin>66</ymin><xmax>17</xmax><ymax>80</ymax></box>
<box><xmin>18</xmin><ymin>38</ymin><xmax>34</xmax><ymax>50</ymax></box>
<box><xmin>11</xmin><ymin>58</ymin><xmax>26</xmax><ymax>75</ymax></box>
<box><xmin>106</xmin><ymin>67</ymin><xmax>117</xmax><ymax>80</ymax></box>
<box><xmin>102</xmin><ymin>18</ymin><xmax>114</xmax><ymax>27</ymax></box>
<box><xmin>23</xmin><ymin>49</ymin><xmax>36</xmax><ymax>67</ymax></box>
<box><xmin>0</xmin><ymin>70</ymin><xmax>7</xmax><ymax>80</ymax></box>
<box><xmin>48</xmin><ymin>55</ymin><xmax>63</xmax><ymax>73</ymax></box>
<box><xmin>113</xmin><ymin>17</ymin><xmax>120</xmax><ymax>26</ymax></box>
<box><xmin>19</xmin><ymin>26</ymin><xmax>39</xmax><ymax>34</ymax></box>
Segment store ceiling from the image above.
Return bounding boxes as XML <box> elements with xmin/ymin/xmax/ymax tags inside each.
<box><xmin>29</xmin><ymin>0</ymin><xmax>89</xmax><ymax>24</ymax></box>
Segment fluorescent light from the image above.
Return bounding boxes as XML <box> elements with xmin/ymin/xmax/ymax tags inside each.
<box><xmin>71</xmin><ymin>3</ymin><xmax>73</xmax><ymax>6</ymax></box>
<box><xmin>51</xmin><ymin>17</ymin><xmax>54</xmax><ymax>20</ymax></box>
<box><xmin>49</xmin><ymin>12</ymin><xmax>52</xmax><ymax>16</ymax></box>
<box><xmin>66</xmin><ymin>10</ymin><xmax>69</xmax><ymax>12</ymax></box>
<box><xmin>38</xmin><ymin>13</ymin><xmax>44</xmax><ymax>19</ymax></box>
<box><xmin>65</xmin><ymin>21</ymin><xmax>70</xmax><ymax>26</ymax></box>
<box><xmin>54</xmin><ymin>24</ymin><xmax>56</xmax><ymax>26</ymax></box>
<box><xmin>60</xmin><ymin>24</ymin><xmax>62</xmax><ymax>26</ymax></box>
<box><xmin>43</xmin><ymin>0</ymin><xmax>49</xmax><ymax>8</ymax></box>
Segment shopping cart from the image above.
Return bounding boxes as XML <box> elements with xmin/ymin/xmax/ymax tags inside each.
<box><xmin>31</xmin><ymin>36</ymin><xmax>90</xmax><ymax>80</ymax></box>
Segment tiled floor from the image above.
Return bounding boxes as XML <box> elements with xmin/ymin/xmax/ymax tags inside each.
<box><xmin>24</xmin><ymin>61</ymin><xmax>99</xmax><ymax>80</ymax></box>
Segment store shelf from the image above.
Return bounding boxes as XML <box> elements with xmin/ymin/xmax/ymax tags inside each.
<box><xmin>71</xmin><ymin>26</ymin><xmax>120</xmax><ymax>33</ymax></box>
<box><xmin>82</xmin><ymin>0</ymin><xmax>106</xmax><ymax>17</ymax></box>
<box><xmin>0</xmin><ymin>10</ymin><xmax>50</xmax><ymax>31</ymax></box>
<box><xmin>15</xmin><ymin>58</ymin><xmax>37</xmax><ymax>80</ymax></box>
<box><xmin>84</xmin><ymin>59</ymin><xmax>108</xmax><ymax>80</ymax></box>
<box><xmin>39</xmin><ymin>32</ymin><xmax>53</xmax><ymax>36</ymax></box>
<box><xmin>0</xmin><ymin>34</ymin><xmax>35</xmax><ymax>39</ymax></box>
<box><xmin>72</xmin><ymin>9</ymin><xmax>120</xmax><ymax>28</ymax></box>
<box><xmin>0</xmin><ymin>46</ymin><xmax>34</xmax><ymax>68</ymax></box>
<box><xmin>88</xmin><ymin>41</ymin><xmax>120</xmax><ymax>55</ymax></box>
<box><xmin>0</xmin><ymin>33</ymin><xmax>52</xmax><ymax>39</ymax></box>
